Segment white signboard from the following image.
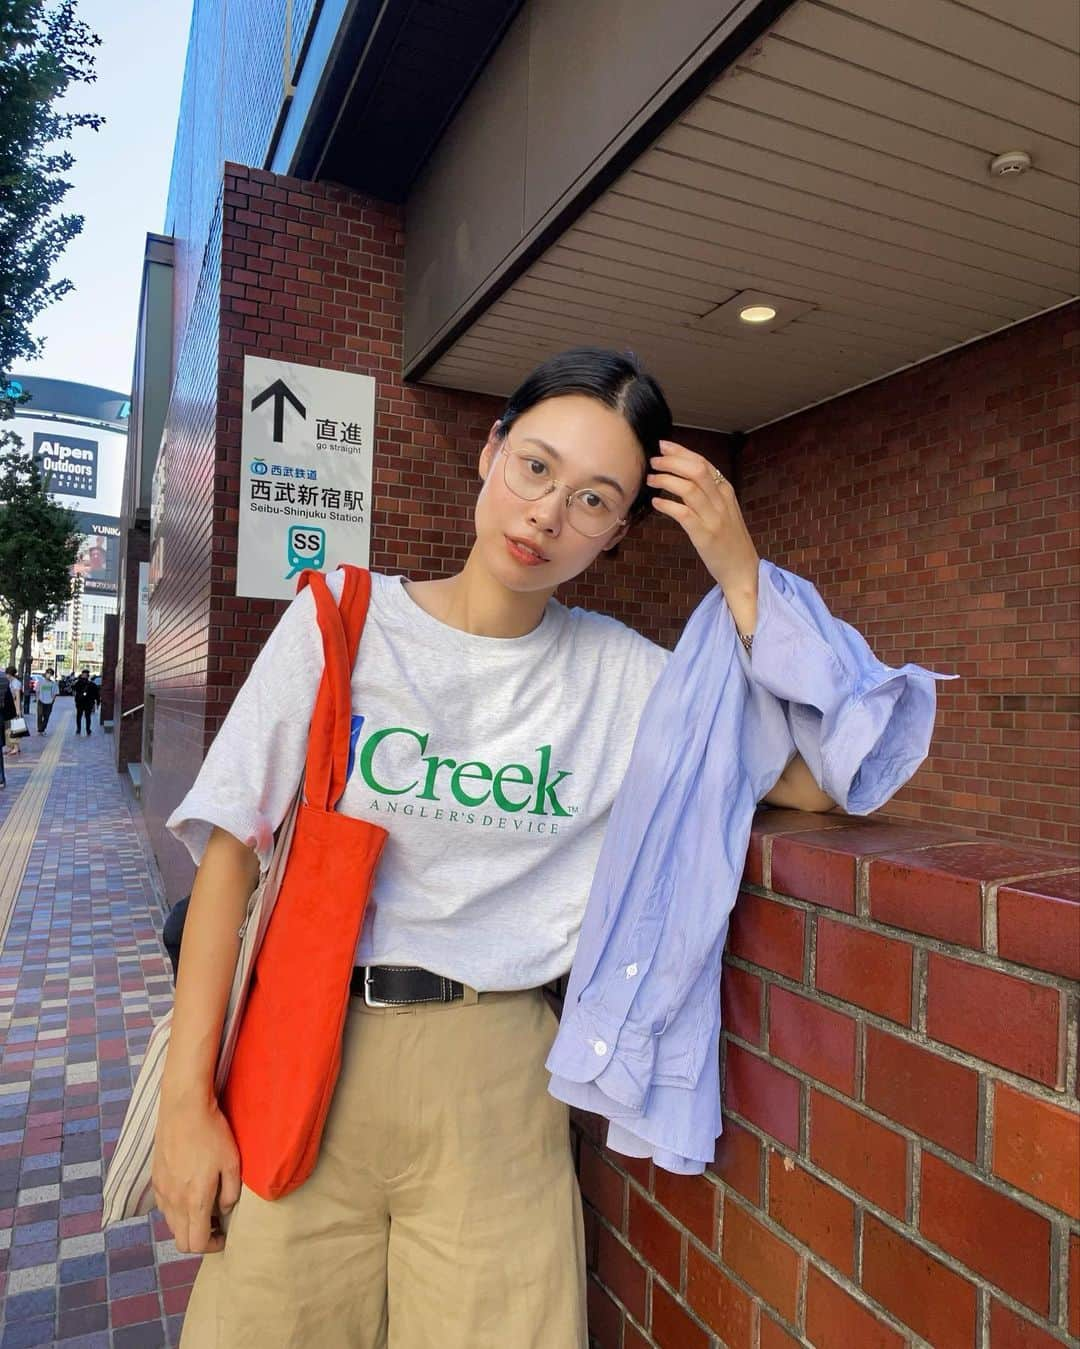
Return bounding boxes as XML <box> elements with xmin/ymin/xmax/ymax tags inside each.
<box><xmin>237</xmin><ymin>357</ymin><xmax>376</xmax><ymax>601</ymax></box>
<box><xmin>10</xmin><ymin>413</ymin><xmax>126</xmax><ymax>515</ymax></box>
<box><xmin>34</xmin><ymin>430</ymin><xmax>98</xmax><ymax>497</ymax></box>
<box><xmin>136</xmin><ymin>562</ymin><xmax>150</xmax><ymax>644</ymax></box>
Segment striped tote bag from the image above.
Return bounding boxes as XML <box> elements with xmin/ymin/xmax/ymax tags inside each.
<box><xmin>101</xmin><ymin>789</ymin><xmax>302</xmax><ymax>1225</ymax></box>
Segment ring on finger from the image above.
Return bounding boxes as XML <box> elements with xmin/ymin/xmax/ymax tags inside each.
<box><xmin>711</xmin><ymin>467</ymin><xmax>726</xmax><ymax>486</ymax></box>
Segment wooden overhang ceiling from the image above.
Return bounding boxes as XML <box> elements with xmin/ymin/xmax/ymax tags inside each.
<box><xmin>420</xmin><ymin>0</ymin><xmax>1079</xmax><ymax>431</ymax></box>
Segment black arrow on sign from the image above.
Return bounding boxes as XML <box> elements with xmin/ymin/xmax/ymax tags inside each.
<box><xmin>250</xmin><ymin>379</ymin><xmax>307</xmax><ymax>443</ymax></box>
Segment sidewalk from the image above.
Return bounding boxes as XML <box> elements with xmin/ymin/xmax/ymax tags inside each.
<box><xmin>0</xmin><ymin>707</ymin><xmax>197</xmax><ymax>1348</ymax></box>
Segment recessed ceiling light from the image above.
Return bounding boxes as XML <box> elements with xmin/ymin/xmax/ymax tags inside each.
<box><xmin>695</xmin><ymin>291</ymin><xmax>814</xmax><ymax>335</ymax></box>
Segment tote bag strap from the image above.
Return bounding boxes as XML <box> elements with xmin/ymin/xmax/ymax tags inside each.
<box><xmin>296</xmin><ymin>565</ymin><xmax>372</xmax><ymax>811</ymax></box>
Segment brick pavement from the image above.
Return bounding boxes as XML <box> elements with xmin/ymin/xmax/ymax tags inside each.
<box><xmin>0</xmin><ymin>705</ymin><xmax>197</xmax><ymax>1348</ymax></box>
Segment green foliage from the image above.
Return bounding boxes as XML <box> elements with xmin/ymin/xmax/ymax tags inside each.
<box><xmin>0</xmin><ymin>440</ymin><xmax>80</xmax><ymax>668</ymax></box>
<box><xmin>0</xmin><ymin>0</ymin><xmax>102</xmax><ymax>413</ymax></box>
<box><xmin>0</xmin><ymin>1</ymin><xmax>102</xmax><ymax>669</ymax></box>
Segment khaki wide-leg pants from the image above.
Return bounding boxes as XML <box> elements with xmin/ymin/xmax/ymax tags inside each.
<box><xmin>180</xmin><ymin>986</ymin><xmax>588</xmax><ymax>1348</ymax></box>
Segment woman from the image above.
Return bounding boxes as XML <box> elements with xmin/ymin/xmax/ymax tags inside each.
<box><xmin>157</xmin><ymin>349</ymin><xmax>834</xmax><ymax>1347</ymax></box>
<box><xmin>0</xmin><ymin>667</ymin><xmax>14</xmax><ymax>782</ymax></box>
<box><xmin>3</xmin><ymin>666</ymin><xmax>21</xmax><ymax>756</ymax></box>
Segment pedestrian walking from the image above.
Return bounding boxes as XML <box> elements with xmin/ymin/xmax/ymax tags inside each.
<box><xmin>0</xmin><ymin>668</ymin><xmax>12</xmax><ymax>788</ymax></box>
<box><xmin>3</xmin><ymin>666</ymin><xmax>21</xmax><ymax>756</ymax></box>
<box><xmin>36</xmin><ymin>668</ymin><xmax>59</xmax><ymax>733</ymax></box>
<box><xmin>150</xmin><ymin>349</ymin><xmax>942</xmax><ymax>1349</ymax></box>
<box><xmin>73</xmin><ymin>667</ymin><xmax>98</xmax><ymax>734</ymax></box>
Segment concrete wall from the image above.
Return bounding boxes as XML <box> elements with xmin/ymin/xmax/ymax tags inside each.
<box><xmin>116</xmin><ymin>237</ymin><xmax>174</xmax><ymax>776</ymax></box>
<box><xmin>741</xmin><ymin>303</ymin><xmax>1080</xmax><ymax>849</ymax></box>
<box><xmin>114</xmin><ymin>521</ymin><xmax>150</xmax><ymax>773</ymax></box>
<box><xmin>127</xmin><ymin>243</ymin><xmax>175</xmax><ymax>517</ymax></box>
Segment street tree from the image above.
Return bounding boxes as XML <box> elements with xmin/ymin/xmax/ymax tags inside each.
<box><xmin>0</xmin><ymin>0</ymin><xmax>102</xmax><ymax>420</ymax></box>
<box><xmin>0</xmin><ymin>441</ymin><xmax>80</xmax><ymax>668</ymax></box>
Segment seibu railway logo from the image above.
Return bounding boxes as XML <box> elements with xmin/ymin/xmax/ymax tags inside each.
<box><xmin>345</xmin><ymin>714</ymin><xmax>575</xmax><ymax>819</ymax></box>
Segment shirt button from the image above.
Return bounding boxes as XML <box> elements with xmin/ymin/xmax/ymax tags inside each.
<box><xmin>593</xmin><ymin>1040</ymin><xmax>608</xmax><ymax>1056</ymax></box>
<box><xmin>625</xmin><ymin>963</ymin><xmax>639</xmax><ymax>978</ymax></box>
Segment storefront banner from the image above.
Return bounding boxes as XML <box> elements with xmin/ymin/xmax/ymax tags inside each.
<box><xmin>34</xmin><ymin>431</ymin><xmax>98</xmax><ymax>498</ymax></box>
<box><xmin>73</xmin><ymin>513</ymin><xmax>122</xmax><ymax>595</ymax></box>
<box><xmin>237</xmin><ymin>356</ymin><xmax>376</xmax><ymax>601</ymax></box>
<box><xmin>12</xmin><ymin>414</ymin><xmax>126</xmax><ymax>515</ymax></box>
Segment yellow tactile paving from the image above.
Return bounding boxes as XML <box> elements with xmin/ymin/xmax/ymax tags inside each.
<box><xmin>0</xmin><ymin>718</ymin><xmax>68</xmax><ymax>955</ymax></box>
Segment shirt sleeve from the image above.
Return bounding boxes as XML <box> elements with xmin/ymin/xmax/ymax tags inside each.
<box><xmin>166</xmin><ymin>571</ymin><xmax>342</xmax><ymax>870</ymax></box>
<box><xmin>745</xmin><ymin>562</ymin><xmax>954</xmax><ymax>814</ymax></box>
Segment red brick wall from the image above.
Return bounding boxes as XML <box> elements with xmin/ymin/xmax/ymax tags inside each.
<box><xmin>144</xmin><ymin>163</ymin><xmax>720</xmax><ymax>896</ymax></box>
<box><xmin>741</xmin><ymin>304</ymin><xmax>1080</xmax><ymax>849</ymax></box>
<box><xmin>579</xmin><ymin>811</ymin><xmax>1079</xmax><ymax>1349</ymax></box>
<box><xmin>207</xmin><ymin>168</ymin><xmax>725</xmax><ymax>737</ymax></box>
<box><xmin>142</xmin><ymin>160</ymin><xmax>1080</xmax><ymax>1340</ymax></box>
<box><xmin>100</xmin><ymin>613</ymin><xmax>118</xmax><ymax>723</ymax></box>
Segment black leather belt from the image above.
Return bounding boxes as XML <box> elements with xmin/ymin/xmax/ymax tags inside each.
<box><xmin>351</xmin><ymin>964</ymin><xmax>465</xmax><ymax>1007</ymax></box>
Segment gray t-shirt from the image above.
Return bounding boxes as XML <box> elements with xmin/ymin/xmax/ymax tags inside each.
<box><xmin>168</xmin><ymin>570</ymin><xmax>670</xmax><ymax>990</ymax></box>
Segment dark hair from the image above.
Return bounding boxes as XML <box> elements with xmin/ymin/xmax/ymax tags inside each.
<box><xmin>496</xmin><ymin>347</ymin><xmax>673</xmax><ymax>526</ymax></box>
<box><xmin>4</xmin><ymin>667</ymin><xmax>14</xmax><ymax>677</ymax></box>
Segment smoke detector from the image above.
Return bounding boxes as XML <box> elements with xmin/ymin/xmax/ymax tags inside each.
<box><xmin>989</xmin><ymin>151</ymin><xmax>1032</xmax><ymax>178</ymax></box>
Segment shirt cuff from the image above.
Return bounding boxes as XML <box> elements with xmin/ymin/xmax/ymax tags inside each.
<box><xmin>545</xmin><ymin>1004</ymin><xmax>660</xmax><ymax>1113</ymax></box>
<box><xmin>820</xmin><ymin>667</ymin><xmax>942</xmax><ymax>813</ymax></box>
<box><xmin>544</xmin><ymin>1009</ymin><xmax>660</xmax><ymax>1111</ymax></box>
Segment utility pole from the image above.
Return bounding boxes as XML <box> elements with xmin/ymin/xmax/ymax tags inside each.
<box><xmin>70</xmin><ymin>577</ymin><xmax>83</xmax><ymax>674</ymax></box>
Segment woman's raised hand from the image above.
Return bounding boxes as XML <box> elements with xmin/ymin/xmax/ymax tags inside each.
<box><xmin>646</xmin><ymin>441</ymin><xmax>760</xmax><ymax>601</ymax></box>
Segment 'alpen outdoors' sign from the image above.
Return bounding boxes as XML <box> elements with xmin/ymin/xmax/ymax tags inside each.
<box><xmin>237</xmin><ymin>356</ymin><xmax>376</xmax><ymax>600</ymax></box>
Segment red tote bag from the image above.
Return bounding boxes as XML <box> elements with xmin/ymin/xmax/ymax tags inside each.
<box><xmin>221</xmin><ymin>564</ymin><xmax>388</xmax><ymax>1201</ymax></box>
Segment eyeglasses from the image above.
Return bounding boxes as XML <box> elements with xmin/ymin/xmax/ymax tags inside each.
<box><xmin>500</xmin><ymin>443</ymin><xmax>628</xmax><ymax>538</ymax></box>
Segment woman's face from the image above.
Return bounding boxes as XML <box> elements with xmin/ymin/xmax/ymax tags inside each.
<box><xmin>475</xmin><ymin>394</ymin><xmax>645</xmax><ymax>594</ymax></box>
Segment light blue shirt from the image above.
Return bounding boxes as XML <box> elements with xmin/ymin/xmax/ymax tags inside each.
<box><xmin>546</xmin><ymin>560</ymin><xmax>951</xmax><ymax>1173</ymax></box>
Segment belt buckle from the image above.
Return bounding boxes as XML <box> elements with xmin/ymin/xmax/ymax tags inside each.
<box><xmin>362</xmin><ymin>967</ymin><xmax>394</xmax><ymax>1008</ymax></box>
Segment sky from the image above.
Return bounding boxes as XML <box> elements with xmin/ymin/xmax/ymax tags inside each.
<box><xmin>24</xmin><ymin>0</ymin><xmax>194</xmax><ymax>395</ymax></box>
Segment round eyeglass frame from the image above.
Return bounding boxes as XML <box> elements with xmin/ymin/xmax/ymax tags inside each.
<box><xmin>498</xmin><ymin>441</ymin><xmax>629</xmax><ymax>538</ymax></box>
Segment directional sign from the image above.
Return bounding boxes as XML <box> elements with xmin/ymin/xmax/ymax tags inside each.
<box><xmin>237</xmin><ymin>356</ymin><xmax>376</xmax><ymax>601</ymax></box>
<box><xmin>250</xmin><ymin>378</ymin><xmax>306</xmax><ymax>443</ymax></box>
